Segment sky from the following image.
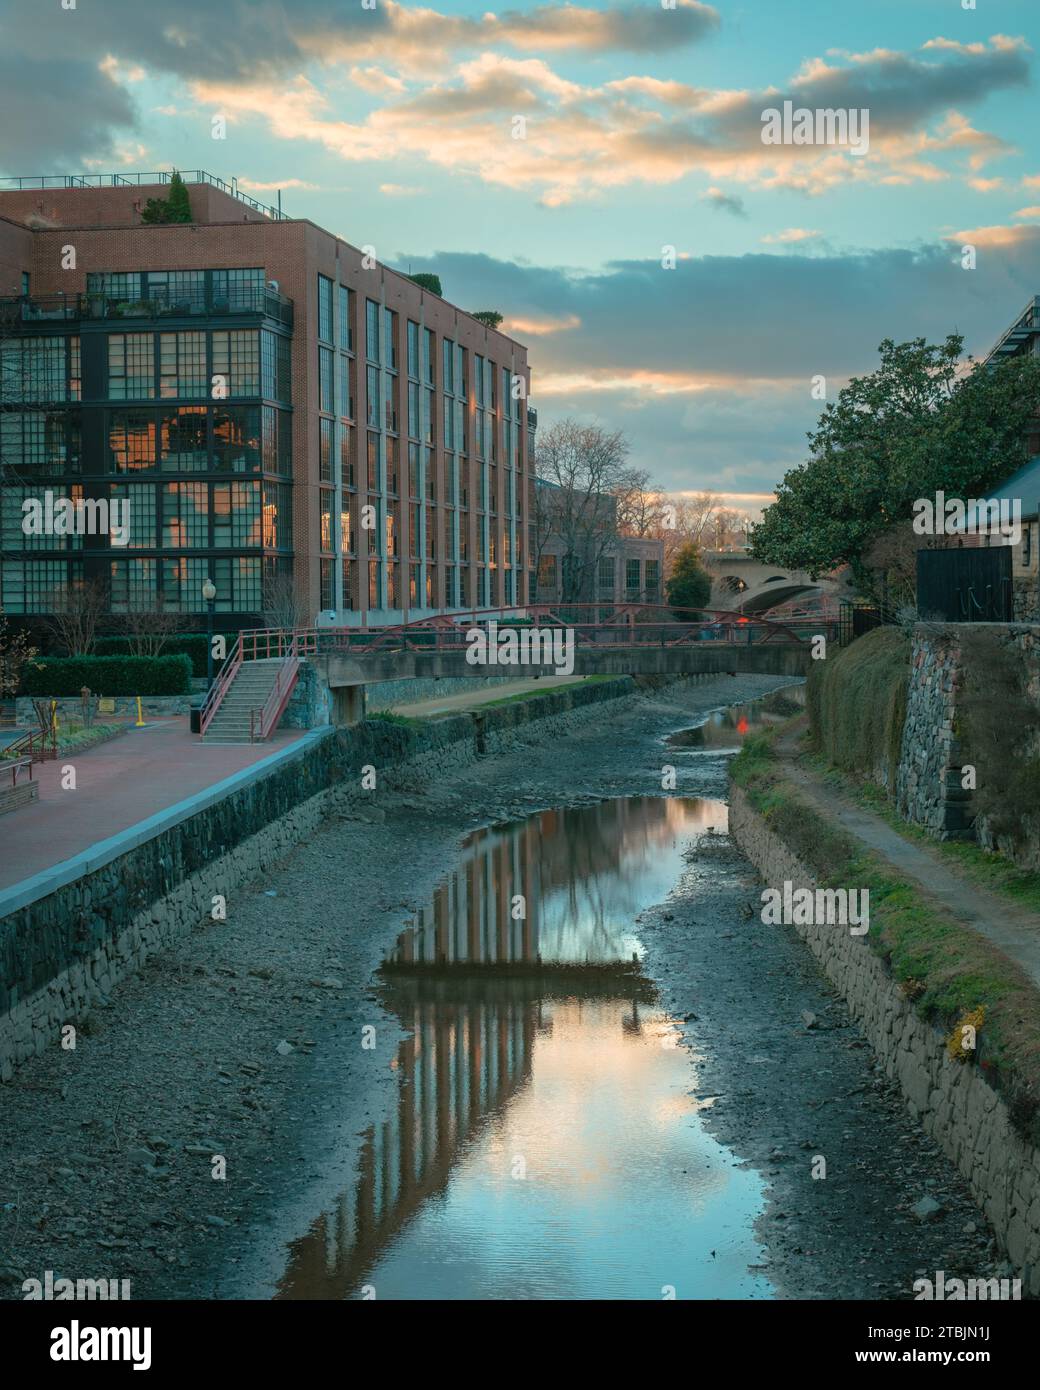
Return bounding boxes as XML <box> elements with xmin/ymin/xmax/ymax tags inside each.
<box><xmin>2</xmin><ymin>0</ymin><xmax>1039</xmax><ymax>514</ymax></box>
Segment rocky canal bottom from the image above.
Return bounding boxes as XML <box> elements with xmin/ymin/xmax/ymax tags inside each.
<box><xmin>0</xmin><ymin>675</ymin><xmax>1004</xmax><ymax>1301</ymax></box>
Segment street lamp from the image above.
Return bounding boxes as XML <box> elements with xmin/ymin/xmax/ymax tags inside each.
<box><xmin>202</xmin><ymin>577</ymin><xmax>217</xmax><ymax>688</ymax></box>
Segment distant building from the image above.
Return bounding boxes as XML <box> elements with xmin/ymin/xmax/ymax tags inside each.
<box><xmin>532</xmin><ymin>476</ymin><xmax>663</xmax><ymax>605</ymax></box>
<box><xmin>0</xmin><ymin>171</ymin><xmax>534</xmax><ymax>628</ymax></box>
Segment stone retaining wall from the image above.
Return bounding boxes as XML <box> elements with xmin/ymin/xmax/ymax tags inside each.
<box><xmin>896</xmin><ymin>623</ymin><xmax>1040</xmax><ymax>856</ymax></box>
<box><xmin>0</xmin><ymin>675</ymin><xmax>645</xmax><ymax>1081</ymax></box>
<box><xmin>729</xmin><ymin>783</ymin><xmax>1040</xmax><ymax>1295</ymax></box>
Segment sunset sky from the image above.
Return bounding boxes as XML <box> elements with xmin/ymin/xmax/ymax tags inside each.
<box><xmin>2</xmin><ymin>0</ymin><xmax>1039</xmax><ymax>512</ymax></box>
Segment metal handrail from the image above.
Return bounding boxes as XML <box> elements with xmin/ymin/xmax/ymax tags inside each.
<box><xmin>250</xmin><ymin>638</ymin><xmax>301</xmax><ymax>741</ymax></box>
<box><xmin>234</xmin><ymin>606</ymin><xmax>836</xmax><ymax>662</ymax></box>
<box><xmin>199</xmin><ymin>634</ymin><xmax>243</xmax><ymax>738</ymax></box>
<box><xmin>1</xmin><ymin>286</ymin><xmax>293</xmax><ymax>326</ymax></box>
<box><xmin>0</xmin><ymin>170</ymin><xmax>289</xmax><ymax>221</ymax></box>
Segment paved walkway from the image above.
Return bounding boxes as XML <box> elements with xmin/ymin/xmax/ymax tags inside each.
<box><xmin>777</xmin><ymin>724</ymin><xmax>1040</xmax><ymax>988</ymax></box>
<box><xmin>389</xmin><ymin>674</ymin><xmax>591</xmax><ymax>718</ymax></box>
<box><xmin>0</xmin><ymin>718</ymin><xmax>309</xmax><ymax>893</ymax></box>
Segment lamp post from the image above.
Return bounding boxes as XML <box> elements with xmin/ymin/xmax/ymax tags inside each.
<box><xmin>202</xmin><ymin>577</ymin><xmax>217</xmax><ymax>688</ymax></box>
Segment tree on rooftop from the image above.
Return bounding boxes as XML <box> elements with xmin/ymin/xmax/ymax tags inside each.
<box><xmin>407</xmin><ymin>273</ymin><xmax>443</xmax><ymax>297</ymax></box>
<box><xmin>472</xmin><ymin>310</ymin><xmax>503</xmax><ymax>330</ymax></box>
<box><xmin>140</xmin><ymin>170</ymin><xmax>193</xmax><ymax>226</ymax></box>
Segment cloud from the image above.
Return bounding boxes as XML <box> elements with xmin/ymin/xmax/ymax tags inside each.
<box><xmin>761</xmin><ymin>228</ymin><xmax>821</xmax><ymax>243</ymax></box>
<box><xmin>379</xmin><ymin>182</ymin><xmax>424</xmax><ymax>197</ymax></box>
<box><xmin>398</xmin><ymin>229</ymin><xmax>1040</xmax><ymax>491</ymax></box>
<box><xmin>188</xmin><ymin>35</ymin><xmax>1030</xmax><ymax>206</ymax></box>
<box><xmin>702</xmin><ymin>186</ymin><xmax>748</xmax><ymax>217</ymax></box>
<box><xmin>1014</xmin><ymin>206</ymin><xmax>1040</xmax><ymax>219</ymax></box>
<box><xmin>0</xmin><ymin>55</ymin><xmax>137</xmax><ymax>168</ymax></box>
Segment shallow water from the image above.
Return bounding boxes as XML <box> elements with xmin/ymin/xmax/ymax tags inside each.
<box><xmin>275</xmin><ymin>795</ymin><xmax>773</xmax><ymax>1301</ymax></box>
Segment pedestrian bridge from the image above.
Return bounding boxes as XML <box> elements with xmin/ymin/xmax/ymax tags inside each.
<box><xmin>201</xmin><ymin>605</ymin><xmax>835</xmax><ymax>739</ymax></box>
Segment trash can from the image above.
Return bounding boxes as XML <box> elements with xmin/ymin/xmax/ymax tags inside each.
<box><xmin>189</xmin><ymin>697</ymin><xmax>204</xmax><ymax>734</ymax></box>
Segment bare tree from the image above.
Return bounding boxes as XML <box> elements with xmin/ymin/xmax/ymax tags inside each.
<box><xmin>47</xmin><ymin>577</ymin><xmax>107</xmax><ymax>656</ymax></box>
<box><xmin>534</xmin><ymin>420</ymin><xmax>643</xmax><ymax>603</ymax></box>
<box><xmin>121</xmin><ymin>596</ymin><xmax>184</xmax><ymax>658</ymax></box>
<box><xmin>262</xmin><ymin>569</ymin><xmax>309</xmax><ymax>630</ymax></box>
<box><xmin>0</xmin><ymin>608</ymin><xmax>39</xmax><ymax>698</ymax></box>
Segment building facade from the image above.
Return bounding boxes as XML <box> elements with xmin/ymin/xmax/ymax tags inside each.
<box><xmin>0</xmin><ymin>172</ymin><xmax>534</xmax><ymax>627</ymax></box>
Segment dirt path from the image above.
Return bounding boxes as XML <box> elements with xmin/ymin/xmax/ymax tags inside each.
<box><xmin>776</xmin><ymin>723</ymin><xmax>1040</xmax><ymax>987</ymax></box>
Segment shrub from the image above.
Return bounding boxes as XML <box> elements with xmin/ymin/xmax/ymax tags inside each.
<box><xmin>94</xmin><ymin>634</ymin><xmax>232</xmax><ymax>678</ymax></box>
<box><xmin>19</xmin><ymin>654</ymin><xmax>193</xmax><ymax>696</ymax></box>
<box><xmin>806</xmin><ymin>625</ymin><xmax>909</xmax><ymax>791</ymax></box>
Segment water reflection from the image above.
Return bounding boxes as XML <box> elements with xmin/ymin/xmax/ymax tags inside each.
<box><xmin>666</xmin><ymin>685</ymin><xmax>805</xmax><ymax>753</ymax></box>
<box><xmin>276</xmin><ymin>797</ymin><xmax>771</xmax><ymax>1301</ymax></box>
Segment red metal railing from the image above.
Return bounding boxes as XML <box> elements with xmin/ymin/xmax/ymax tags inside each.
<box><xmin>198</xmin><ymin>633</ymin><xmax>243</xmax><ymax>738</ymax></box>
<box><xmin>233</xmin><ymin>605</ymin><xmax>838</xmax><ymax>662</ymax></box>
<box><xmin>248</xmin><ymin>637</ymin><xmax>301</xmax><ymax>742</ymax></box>
<box><xmin>4</xmin><ymin>725</ymin><xmax>58</xmax><ymax>763</ymax></box>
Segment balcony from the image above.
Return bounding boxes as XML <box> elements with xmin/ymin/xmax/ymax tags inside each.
<box><xmin>0</xmin><ymin>285</ymin><xmax>294</xmax><ymax>329</ymax></box>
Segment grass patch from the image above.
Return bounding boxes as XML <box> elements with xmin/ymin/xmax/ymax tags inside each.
<box><xmin>731</xmin><ymin>728</ymin><xmax>1040</xmax><ymax>1144</ymax></box>
<box><xmin>810</xmin><ymin>757</ymin><xmax>1040</xmax><ymax>916</ymax></box>
<box><xmin>367</xmin><ymin>709</ymin><xmax>421</xmax><ymax>728</ymax></box>
<box><xmin>477</xmin><ymin>675</ymin><xmax>619</xmax><ymax>710</ymax></box>
<box><xmin>806</xmin><ymin>626</ymin><xmax>909</xmax><ymax>788</ymax></box>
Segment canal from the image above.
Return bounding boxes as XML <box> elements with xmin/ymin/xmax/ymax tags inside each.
<box><xmin>273</xmin><ymin>701</ymin><xmax>797</xmax><ymax>1300</ymax></box>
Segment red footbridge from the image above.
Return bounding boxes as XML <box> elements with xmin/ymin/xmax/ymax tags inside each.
<box><xmin>200</xmin><ymin>604</ymin><xmax>835</xmax><ymax>742</ymax></box>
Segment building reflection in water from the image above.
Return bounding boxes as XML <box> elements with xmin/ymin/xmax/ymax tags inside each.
<box><xmin>666</xmin><ymin>686</ymin><xmax>805</xmax><ymax>753</ymax></box>
<box><xmin>275</xmin><ymin>795</ymin><xmax>769</xmax><ymax>1301</ymax></box>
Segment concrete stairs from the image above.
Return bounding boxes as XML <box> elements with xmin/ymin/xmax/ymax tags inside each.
<box><xmin>202</xmin><ymin>659</ymin><xmax>288</xmax><ymax>743</ymax></box>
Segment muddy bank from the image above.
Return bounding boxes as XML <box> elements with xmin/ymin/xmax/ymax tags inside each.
<box><xmin>0</xmin><ymin>672</ymin><xmax>1000</xmax><ymax>1300</ymax></box>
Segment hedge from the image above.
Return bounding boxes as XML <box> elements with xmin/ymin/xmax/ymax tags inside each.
<box><xmin>20</xmin><ymin>654</ymin><xmax>193</xmax><ymax>697</ymax></box>
<box><xmin>93</xmin><ymin>634</ymin><xmax>234</xmax><ymax>678</ymax></box>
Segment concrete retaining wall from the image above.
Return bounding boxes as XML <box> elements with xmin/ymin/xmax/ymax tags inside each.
<box><xmin>0</xmin><ymin>676</ymin><xmax>642</xmax><ymax>1082</ymax></box>
<box><xmin>729</xmin><ymin>783</ymin><xmax>1040</xmax><ymax>1295</ymax></box>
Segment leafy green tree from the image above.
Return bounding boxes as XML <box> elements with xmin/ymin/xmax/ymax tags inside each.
<box><xmin>140</xmin><ymin>170</ymin><xmax>193</xmax><ymax>225</ymax></box>
<box><xmin>750</xmin><ymin>335</ymin><xmax>1040</xmax><ymax>581</ymax></box>
<box><xmin>407</xmin><ymin>272</ymin><xmax>442</xmax><ymax>296</ymax></box>
<box><xmin>472</xmin><ymin>310</ymin><xmax>503</xmax><ymax>330</ymax></box>
<box><xmin>665</xmin><ymin>542</ymin><xmax>712</xmax><ymax>614</ymax></box>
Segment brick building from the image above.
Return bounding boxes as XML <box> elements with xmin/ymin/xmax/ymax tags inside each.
<box><xmin>0</xmin><ymin>171</ymin><xmax>534</xmax><ymax>627</ymax></box>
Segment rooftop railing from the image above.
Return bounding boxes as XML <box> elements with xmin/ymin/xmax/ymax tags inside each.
<box><xmin>0</xmin><ymin>170</ymin><xmax>289</xmax><ymax>222</ymax></box>
<box><xmin>0</xmin><ymin>285</ymin><xmax>293</xmax><ymax>329</ymax></box>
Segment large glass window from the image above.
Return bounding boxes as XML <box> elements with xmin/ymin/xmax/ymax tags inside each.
<box><xmin>213</xmin><ymin>406</ymin><xmax>261</xmax><ymax>472</ymax></box>
<box><xmin>260</xmin><ymin>330</ymin><xmax>290</xmax><ymax>402</ymax></box>
<box><xmin>1</xmin><ymin>559</ymin><xmax>81</xmax><ymax>613</ymax></box>
<box><xmin>2</xmin><ymin>411</ymin><xmax>78</xmax><ymax>477</ymax></box>
<box><xmin>262</xmin><ymin>482</ymin><xmax>292</xmax><ymax>549</ymax></box>
<box><xmin>319</xmin><ymin>346</ymin><xmax>333</xmax><ymax>413</ymax></box>
<box><xmin>108</xmin><ymin>483</ymin><xmax>156</xmax><ymax>548</ymax></box>
<box><xmin>384</xmin><ymin>308</ymin><xmax>397</xmax><ymax>371</ymax></box>
<box><xmin>320</xmin><ymin>417</ymin><xmax>333</xmax><ymax>483</ymax></box>
<box><xmin>407</xmin><ymin>321</ymin><xmax>419</xmax><ymax>379</ymax></box>
<box><xmin>339</xmin><ymin>285</ymin><xmax>353</xmax><ymax>351</ymax></box>
<box><xmin>366</xmin><ymin>365</ymin><xmax>379</xmax><ymax>428</ymax></box>
<box><xmin>110</xmin><ymin>558</ymin><xmax>156</xmax><ymax>612</ymax></box>
<box><xmin>159</xmin><ymin>331</ymin><xmax>207</xmax><ymax>399</ymax></box>
<box><xmin>212</xmin><ymin>481</ymin><xmax>262</xmax><ymax>548</ymax></box>
<box><xmin>108</xmin><ymin>334</ymin><xmax>154</xmax><ymax>400</ymax></box>
<box><xmin>366</xmin><ymin>300</ymin><xmax>380</xmax><ymax>362</ymax></box>
<box><xmin>318</xmin><ymin>275</ymin><xmax>333</xmax><ymax>343</ymax></box>
<box><xmin>442</xmin><ymin>339</ymin><xmax>454</xmax><ymax>393</ymax></box>
<box><xmin>1</xmin><ymin>485</ymin><xmax>81</xmax><ymax>552</ymax></box>
<box><xmin>160</xmin><ymin>407</ymin><xmax>208</xmax><ymax>472</ymax></box>
<box><xmin>162</xmin><ymin>482</ymin><xmax>209</xmax><ymax>548</ymax></box>
<box><xmin>214</xmin><ymin>330</ymin><xmax>260</xmax><ymax>397</ymax></box>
